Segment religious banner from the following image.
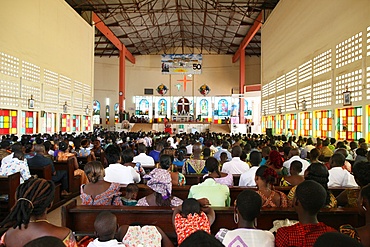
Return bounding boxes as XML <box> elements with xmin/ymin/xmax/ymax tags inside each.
<box><xmin>161</xmin><ymin>54</ymin><xmax>202</xmax><ymax>75</ymax></box>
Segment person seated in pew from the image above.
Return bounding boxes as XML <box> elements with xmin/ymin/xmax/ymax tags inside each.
<box><xmin>80</xmin><ymin>161</ymin><xmax>122</xmax><ymax>206</ymax></box>
<box><xmin>188</xmin><ymin>175</ymin><xmax>230</xmax><ymax>207</ymax></box>
<box><xmin>203</xmin><ymin>157</ymin><xmax>233</xmax><ymax>186</ymax></box>
<box><xmin>275</xmin><ymin>180</ymin><xmax>337</xmax><ymax>247</ymax></box>
<box><xmin>0</xmin><ymin>147</ymin><xmax>31</xmax><ymax>184</ymax></box>
<box><xmin>328</xmin><ymin>153</ymin><xmax>357</xmax><ymax>188</ymax></box>
<box><xmin>215</xmin><ymin>189</ymin><xmax>274</xmax><ymax>247</ymax></box>
<box><xmin>136</xmin><ymin>168</ymin><xmax>183</xmax><ymax>207</ymax></box>
<box><xmin>221</xmin><ymin>146</ymin><xmax>249</xmax><ymax>175</ymax></box>
<box><xmin>267</xmin><ymin>150</ymin><xmax>288</xmax><ymax>176</ymax></box>
<box><xmin>280</xmin><ymin>160</ymin><xmax>304</xmax><ymax>186</ymax></box>
<box><xmin>288</xmin><ymin>163</ymin><xmax>337</xmax><ymax>208</ymax></box>
<box><xmin>56</xmin><ymin>141</ymin><xmax>89</xmax><ymax>185</ymax></box>
<box><xmin>314</xmin><ymin>232</ymin><xmax>363</xmax><ymax>247</ymax></box>
<box><xmin>0</xmin><ymin>140</ymin><xmax>11</xmax><ymax>161</ymax></box>
<box><xmin>87</xmin><ymin>212</ymin><xmax>123</xmax><ymax>247</ymax></box>
<box><xmin>27</xmin><ymin>144</ymin><xmax>70</xmax><ymax>196</ymax></box>
<box><xmin>77</xmin><ymin>139</ymin><xmax>96</xmax><ymax>161</ymax></box>
<box><xmin>219</xmin><ymin>152</ymin><xmax>228</xmax><ymax>166</ymax></box>
<box><xmin>173</xmin><ymin>198</ymin><xmax>215</xmax><ymax>245</ymax></box>
<box><xmin>173</xmin><ymin>146</ymin><xmax>187</xmax><ymax>168</ymax></box>
<box><xmin>255</xmin><ymin>166</ymin><xmax>288</xmax><ymax>208</ymax></box>
<box><xmin>179</xmin><ymin>230</ymin><xmax>224</xmax><ymax>247</ymax></box>
<box><xmin>340</xmin><ymin>183</ymin><xmax>370</xmax><ymax>247</ymax></box>
<box><xmin>159</xmin><ymin>154</ymin><xmax>186</xmax><ymax>186</ymax></box>
<box><xmin>337</xmin><ymin>161</ymin><xmax>370</xmax><ymax>207</ymax></box>
<box><xmin>24</xmin><ymin>236</ymin><xmax>66</xmax><ymax>247</ymax></box>
<box><xmin>239</xmin><ymin>151</ymin><xmax>262</xmax><ymax>187</ymax></box>
<box><xmin>104</xmin><ymin>145</ymin><xmax>140</xmax><ymax>184</ymax></box>
<box><xmin>0</xmin><ymin>178</ymin><xmax>77</xmax><ymax>247</ymax></box>
<box><xmin>122</xmin><ymin>149</ymin><xmax>145</xmax><ymax>178</ymax></box>
<box><xmin>183</xmin><ymin>142</ymin><xmax>208</xmax><ymax>175</ymax></box>
<box><xmin>133</xmin><ymin>143</ymin><xmax>155</xmax><ymax>169</ymax></box>
<box><xmin>121</xmin><ymin>183</ymin><xmax>139</xmax><ymax>206</ymax></box>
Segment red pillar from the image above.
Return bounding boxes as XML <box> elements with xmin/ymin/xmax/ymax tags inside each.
<box><xmin>119</xmin><ymin>48</ymin><xmax>126</xmax><ymax>111</ymax></box>
<box><xmin>239</xmin><ymin>50</ymin><xmax>245</xmax><ymax>124</ymax></box>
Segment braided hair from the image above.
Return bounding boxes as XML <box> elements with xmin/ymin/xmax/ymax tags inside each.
<box><xmin>0</xmin><ymin>178</ymin><xmax>55</xmax><ymax>229</ymax></box>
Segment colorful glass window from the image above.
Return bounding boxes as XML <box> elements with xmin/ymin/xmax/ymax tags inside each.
<box><xmin>105</xmin><ymin>106</ymin><xmax>110</xmax><ymax>125</ymax></box>
<box><xmin>299</xmin><ymin>112</ymin><xmax>312</xmax><ymax>137</ymax></box>
<box><xmin>314</xmin><ymin>110</ymin><xmax>332</xmax><ymax>139</ymax></box>
<box><xmin>0</xmin><ymin>109</ymin><xmax>17</xmax><ymax>135</ymax></box>
<box><xmin>21</xmin><ymin>111</ymin><xmax>37</xmax><ymax>134</ymax></box>
<box><xmin>72</xmin><ymin>115</ymin><xmax>81</xmax><ymax>132</ymax></box>
<box><xmin>82</xmin><ymin>116</ymin><xmax>91</xmax><ymax>131</ymax></box>
<box><xmin>114</xmin><ymin>103</ymin><xmax>119</xmax><ymax>123</ymax></box>
<box><xmin>275</xmin><ymin>114</ymin><xmax>285</xmax><ymax>135</ymax></box>
<box><xmin>286</xmin><ymin>114</ymin><xmax>297</xmax><ymax>136</ymax></box>
<box><xmin>336</xmin><ymin>107</ymin><xmax>362</xmax><ymax>141</ymax></box>
<box><xmin>46</xmin><ymin>112</ymin><xmax>56</xmax><ymax>133</ymax></box>
<box><xmin>261</xmin><ymin>116</ymin><xmax>267</xmax><ymax>133</ymax></box>
<box><xmin>61</xmin><ymin>114</ymin><xmax>71</xmax><ymax>132</ymax></box>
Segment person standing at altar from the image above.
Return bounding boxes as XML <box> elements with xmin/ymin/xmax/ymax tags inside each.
<box><xmin>164</xmin><ymin>117</ymin><xmax>172</xmax><ymax>134</ymax></box>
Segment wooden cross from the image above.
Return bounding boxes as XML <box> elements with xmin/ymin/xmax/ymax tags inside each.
<box><xmin>178</xmin><ymin>98</ymin><xmax>190</xmax><ymax>115</ymax></box>
<box><xmin>177</xmin><ymin>75</ymin><xmax>192</xmax><ymax>91</ymax></box>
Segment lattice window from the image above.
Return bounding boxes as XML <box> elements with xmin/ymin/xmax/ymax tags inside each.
<box><xmin>83</xmin><ymin>97</ymin><xmax>91</xmax><ymax>109</ymax></box>
<box><xmin>59</xmin><ymin>90</ymin><xmax>71</xmax><ymax>111</ymax></box>
<box><xmin>268</xmin><ymin>97</ymin><xmax>276</xmax><ymax>114</ymax></box>
<box><xmin>298</xmin><ymin>85</ymin><xmax>312</xmax><ymax>109</ymax></box>
<box><xmin>276</xmin><ymin>75</ymin><xmax>285</xmax><ymax>92</ymax></box>
<box><xmin>262</xmin><ymin>84</ymin><xmax>269</xmax><ymax>98</ymax></box>
<box><xmin>44</xmin><ymin>90</ymin><xmax>59</xmax><ymax>111</ymax></box>
<box><xmin>0</xmin><ymin>97</ymin><xmax>18</xmax><ymax>108</ymax></box>
<box><xmin>285</xmin><ymin>91</ymin><xmax>297</xmax><ymax>112</ymax></box>
<box><xmin>335</xmin><ymin>69</ymin><xmax>362</xmax><ymax>104</ymax></box>
<box><xmin>367</xmin><ymin>26</ymin><xmax>370</xmax><ymax>56</ymax></box>
<box><xmin>0</xmin><ymin>80</ymin><xmax>19</xmax><ymax>98</ymax></box>
<box><xmin>335</xmin><ymin>31</ymin><xmax>362</xmax><ymax>69</ymax></box>
<box><xmin>44</xmin><ymin>69</ymin><xmax>59</xmax><ymax>88</ymax></box>
<box><xmin>268</xmin><ymin>80</ymin><xmax>276</xmax><ymax>96</ymax></box>
<box><xmin>367</xmin><ymin>67</ymin><xmax>370</xmax><ymax>99</ymax></box>
<box><xmin>22</xmin><ymin>61</ymin><xmax>40</xmax><ymax>83</ymax></box>
<box><xmin>21</xmin><ymin>85</ymin><xmax>40</xmax><ymax>108</ymax></box>
<box><xmin>59</xmin><ymin>75</ymin><xmax>72</xmax><ymax>90</ymax></box>
<box><xmin>262</xmin><ymin>99</ymin><xmax>269</xmax><ymax>115</ymax></box>
<box><xmin>276</xmin><ymin>95</ymin><xmax>285</xmax><ymax>113</ymax></box>
<box><xmin>83</xmin><ymin>83</ymin><xmax>92</xmax><ymax>97</ymax></box>
<box><xmin>74</xmin><ymin>80</ymin><xmax>83</xmax><ymax>94</ymax></box>
<box><xmin>298</xmin><ymin>60</ymin><xmax>312</xmax><ymax>83</ymax></box>
<box><xmin>313</xmin><ymin>79</ymin><xmax>332</xmax><ymax>107</ymax></box>
<box><xmin>0</xmin><ymin>52</ymin><xmax>19</xmax><ymax>77</ymax></box>
<box><xmin>73</xmin><ymin>95</ymin><xmax>83</xmax><ymax>109</ymax></box>
<box><xmin>313</xmin><ymin>49</ymin><xmax>331</xmax><ymax>77</ymax></box>
<box><xmin>285</xmin><ymin>69</ymin><xmax>297</xmax><ymax>89</ymax></box>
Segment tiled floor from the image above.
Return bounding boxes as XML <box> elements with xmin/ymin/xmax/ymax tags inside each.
<box><xmin>48</xmin><ymin>196</ymin><xmax>81</xmax><ymax>226</ymax></box>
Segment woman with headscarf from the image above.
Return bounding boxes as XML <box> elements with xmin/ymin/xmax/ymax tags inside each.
<box><xmin>136</xmin><ymin>168</ymin><xmax>183</xmax><ymax>207</ymax></box>
<box><xmin>266</xmin><ymin>150</ymin><xmax>288</xmax><ymax>176</ymax></box>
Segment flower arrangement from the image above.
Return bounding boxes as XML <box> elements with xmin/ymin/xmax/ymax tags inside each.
<box><xmin>156</xmin><ymin>84</ymin><xmax>168</xmax><ymax>96</ymax></box>
<box><xmin>198</xmin><ymin>84</ymin><xmax>210</xmax><ymax>96</ymax></box>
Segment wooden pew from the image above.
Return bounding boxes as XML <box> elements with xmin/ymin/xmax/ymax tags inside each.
<box><xmin>0</xmin><ymin>173</ymin><xmax>20</xmax><ymax>220</ymax></box>
<box><xmin>129</xmin><ymin>184</ymin><xmax>354</xmax><ymax>207</ymax></box>
<box><xmin>54</xmin><ymin>158</ymin><xmax>81</xmax><ymax>197</ymax></box>
<box><xmin>62</xmin><ymin>199</ymin><xmax>364</xmax><ymax>240</ymax></box>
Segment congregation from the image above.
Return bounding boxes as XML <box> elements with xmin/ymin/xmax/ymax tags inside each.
<box><xmin>0</xmin><ymin>129</ymin><xmax>369</xmax><ymax>247</ymax></box>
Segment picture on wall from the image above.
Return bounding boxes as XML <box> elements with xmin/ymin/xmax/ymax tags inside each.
<box><xmin>343</xmin><ymin>91</ymin><xmax>351</xmax><ymax>106</ymax></box>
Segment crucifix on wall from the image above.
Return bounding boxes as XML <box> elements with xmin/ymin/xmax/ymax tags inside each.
<box><xmin>177</xmin><ymin>75</ymin><xmax>192</xmax><ymax>91</ymax></box>
<box><xmin>177</xmin><ymin>97</ymin><xmax>190</xmax><ymax>115</ymax></box>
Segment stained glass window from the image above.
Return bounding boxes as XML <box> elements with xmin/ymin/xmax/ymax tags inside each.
<box><xmin>261</xmin><ymin>116</ymin><xmax>267</xmax><ymax>133</ymax></box>
<box><xmin>0</xmin><ymin>109</ymin><xmax>17</xmax><ymax>135</ymax></box>
<box><xmin>72</xmin><ymin>115</ymin><xmax>81</xmax><ymax>132</ymax></box>
<box><xmin>286</xmin><ymin>114</ymin><xmax>297</xmax><ymax>136</ymax></box>
<box><xmin>114</xmin><ymin>103</ymin><xmax>119</xmax><ymax>123</ymax></box>
<box><xmin>61</xmin><ymin>114</ymin><xmax>70</xmax><ymax>132</ymax></box>
<box><xmin>82</xmin><ymin>116</ymin><xmax>91</xmax><ymax>131</ymax></box>
<box><xmin>336</xmin><ymin>107</ymin><xmax>362</xmax><ymax>141</ymax></box>
<box><xmin>21</xmin><ymin>111</ymin><xmax>36</xmax><ymax>134</ymax></box>
<box><xmin>299</xmin><ymin>112</ymin><xmax>312</xmax><ymax>137</ymax></box>
<box><xmin>105</xmin><ymin>106</ymin><xmax>110</xmax><ymax>124</ymax></box>
<box><xmin>275</xmin><ymin>115</ymin><xmax>285</xmax><ymax>135</ymax></box>
<box><xmin>314</xmin><ymin>110</ymin><xmax>332</xmax><ymax>139</ymax></box>
<box><xmin>46</xmin><ymin>112</ymin><xmax>56</xmax><ymax>133</ymax></box>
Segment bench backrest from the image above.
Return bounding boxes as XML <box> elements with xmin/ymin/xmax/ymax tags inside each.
<box><xmin>29</xmin><ymin>165</ymin><xmax>52</xmax><ymax>181</ymax></box>
<box><xmin>0</xmin><ymin>172</ymin><xmax>20</xmax><ymax>217</ymax></box>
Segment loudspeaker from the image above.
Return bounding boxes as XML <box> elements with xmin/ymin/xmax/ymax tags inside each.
<box><xmin>266</xmin><ymin>128</ymin><xmax>273</xmax><ymax>137</ymax></box>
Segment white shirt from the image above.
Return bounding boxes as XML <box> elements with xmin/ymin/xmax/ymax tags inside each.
<box><xmin>133</xmin><ymin>153</ymin><xmax>155</xmax><ymax>168</ymax></box>
<box><xmin>283</xmin><ymin>156</ymin><xmax>310</xmax><ymax>175</ymax></box>
<box><xmin>104</xmin><ymin>163</ymin><xmax>140</xmax><ymax>184</ymax></box>
<box><xmin>87</xmin><ymin>239</ymin><xmax>123</xmax><ymax>247</ymax></box>
<box><xmin>216</xmin><ymin>228</ymin><xmax>274</xmax><ymax>247</ymax></box>
<box><xmin>239</xmin><ymin>166</ymin><xmax>259</xmax><ymax>186</ymax></box>
<box><xmin>328</xmin><ymin>167</ymin><xmax>358</xmax><ymax>187</ymax></box>
<box><xmin>186</xmin><ymin>144</ymin><xmax>193</xmax><ymax>155</ymax></box>
<box><xmin>221</xmin><ymin>157</ymin><xmax>249</xmax><ymax>174</ymax></box>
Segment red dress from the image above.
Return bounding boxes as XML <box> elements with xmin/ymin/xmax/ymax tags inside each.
<box><xmin>174</xmin><ymin>212</ymin><xmax>211</xmax><ymax>244</ymax></box>
<box><xmin>275</xmin><ymin>222</ymin><xmax>336</xmax><ymax>247</ymax></box>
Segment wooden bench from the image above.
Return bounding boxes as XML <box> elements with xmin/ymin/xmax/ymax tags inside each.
<box><xmin>62</xmin><ymin>199</ymin><xmax>364</xmax><ymax>240</ymax></box>
<box><xmin>0</xmin><ymin>173</ymin><xmax>20</xmax><ymax>221</ymax></box>
<box><xmin>54</xmin><ymin>158</ymin><xmax>81</xmax><ymax>197</ymax></box>
<box><xmin>127</xmin><ymin>184</ymin><xmax>353</xmax><ymax>207</ymax></box>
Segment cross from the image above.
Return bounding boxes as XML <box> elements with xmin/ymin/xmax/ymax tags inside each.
<box><xmin>177</xmin><ymin>75</ymin><xmax>192</xmax><ymax>91</ymax></box>
<box><xmin>175</xmin><ymin>83</ymin><xmax>182</xmax><ymax>91</ymax></box>
<box><xmin>178</xmin><ymin>97</ymin><xmax>190</xmax><ymax>115</ymax></box>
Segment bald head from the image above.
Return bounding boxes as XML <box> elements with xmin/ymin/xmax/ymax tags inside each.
<box><xmin>192</xmin><ymin>142</ymin><xmax>202</xmax><ymax>155</ymax></box>
<box><xmin>34</xmin><ymin>144</ymin><xmax>45</xmax><ymax>154</ymax></box>
<box><xmin>288</xmin><ymin>148</ymin><xmax>300</xmax><ymax>158</ymax></box>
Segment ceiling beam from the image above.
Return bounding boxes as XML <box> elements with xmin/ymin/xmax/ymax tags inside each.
<box><xmin>232</xmin><ymin>12</ymin><xmax>263</xmax><ymax>63</ymax></box>
<box><xmin>92</xmin><ymin>12</ymin><xmax>135</xmax><ymax>64</ymax></box>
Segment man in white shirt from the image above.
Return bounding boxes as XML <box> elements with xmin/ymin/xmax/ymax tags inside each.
<box><xmin>214</xmin><ymin>141</ymin><xmax>232</xmax><ymax>161</ymax></box>
<box><xmin>283</xmin><ymin>148</ymin><xmax>310</xmax><ymax>175</ymax></box>
<box><xmin>133</xmin><ymin>143</ymin><xmax>155</xmax><ymax>168</ymax></box>
<box><xmin>239</xmin><ymin>151</ymin><xmax>262</xmax><ymax>187</ymax></box>
<box><xmin>104</xmin><ymin>145</ymin><xmax>140</xmax><ymax>184</ymax></box>
<box><xmin>328</xmin><ymin>153</ymin><xmax>358</xmax><ymax>187</ymax></box>
<box><xmin>221</xmin><ymin>146</ymin><xmax>249</xmax><ymax>174</ymax></box>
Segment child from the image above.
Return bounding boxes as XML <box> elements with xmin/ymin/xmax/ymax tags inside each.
<box><xmin>172</xmin><ymin>198</ymin><xmax>215</xmax><ymax>245</ymax></box>
<box><xmin>87</xmin><ymin>211</ymin><xmax>123</xmax><ymax>247</ymax></box>
<box><xmin>122</xmin><ymin>183</ymin><xmax>139</xmax><ymax>206</ymax></box>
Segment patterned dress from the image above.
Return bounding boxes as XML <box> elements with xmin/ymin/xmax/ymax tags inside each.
<box><xmin>182</xmin><ymin>159</ymin><xmax>207</xmax><ymax>174</ymax></box>
<box><xmin>257</xmin><ymin>190</ymin><xmax>289</xmax><ymax>208</ymax></box>
<box><xmin>174</xmin><ymin>212</ymin><xmax>211</xmax><ymax>245</ymax></box>
<box><xmin>121</xmin><ymin>226</ymin><xmax>162</xmax><ymax>247</ymax></box>
<box><xmin>136</xmin><ymin>196</ymin><xmax>183</xmax><ymax>207</ymax></box>
<box><xmin>0</xmin><ymin>157</ymin><xmax>31</xmax><ymax>184</ymax></box>
<box><xmin>339</xmin><ymin>224</ymin><xmax>361</xmax><ymax>243</ymax></box>
<box><xmin>80</xmin><ymin>183</ymin><xmax>123</xmax><ymax>205</ymax></box>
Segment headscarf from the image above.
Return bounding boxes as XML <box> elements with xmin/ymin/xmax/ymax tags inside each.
<box><xmin>269</xmin><ymin>150</ymin><xmax>284</xmax><ymax>169</ymax></box>
<box><xmin>144</xmin><ymin>168</ymin><xmax>172</xmax><ymax>199</ymax></box>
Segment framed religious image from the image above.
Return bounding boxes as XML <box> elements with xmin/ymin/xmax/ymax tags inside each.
<box><xmin>343</xmin><ymin>91</ymin><xmax>351</xmax><ymax>106</ymax></box>
<box><xmin>28</xmin><ymin>98</ymin><xmax>34</xmax><ymax>109</ymax></box>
